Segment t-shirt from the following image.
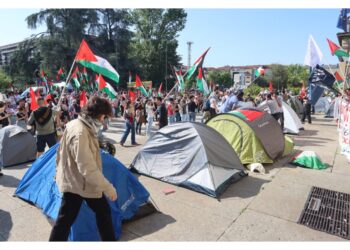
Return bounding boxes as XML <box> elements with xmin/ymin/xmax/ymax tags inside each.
<box><xmin>0</xmin><ymin>112</ymin><xmax>9</xmax><ymax>127</ymax></box>
<box><xmin>167</xmin><ymin>103</ymin><xmax>174</xmax><ymax>116</ymax></box>
<box><xmin>275</xmin><ymin>95</ymin><xmax>283</xmax><ymax>113</ymax></box>
<box><xmin>188</xmin><ymin>101</ymin><xmax>197</xmax><ymax>112</ymax></box>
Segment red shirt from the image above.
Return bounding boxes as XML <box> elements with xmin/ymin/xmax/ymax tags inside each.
<box><xmin>167</xmin><ymin>103</ymin><xmax>174</xmax><ymax>116</ymax></box>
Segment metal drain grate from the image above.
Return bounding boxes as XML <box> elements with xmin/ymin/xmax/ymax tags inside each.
<box><xmin>298</xmin><ymin>186</ymin><xmax>350</xmax><ymax>240</ymax></box>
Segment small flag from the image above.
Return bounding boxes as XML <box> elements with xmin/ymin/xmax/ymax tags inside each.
<box><xmin>196</xmin><ymin>67</ymin><xmax>210</xmax><ymax>96</ymax></box>
<box><xmin>30</xmin><ymin>88</ymin><xmax>39</xmax><ymax>111</ymax></box>
<box><xmin>186</xmin><ymin>48</ymin><xmax>210</xmax><ymax>80</ymax></box>
<box><xmin>335</xmin><ymin>71</ymin><xmax>344</xmax><ymax>85</ymax></box>
<box><xmin>269</xmin><ymin>82</ymin><xmax>273</xmax><ymax>92</ymax></box>
<box><xmin>255</xmin><ymin>66</ymin><xmax>265</xmax><ymax>77</ymax></box>
<box><xmin>82</xmin><ymin>67</ymin><xmax>89</xmax><ymax>83</ymax></box>
<box><xmin>326</xmin><ymin>38</ymin><xmax>349</xmax><ymax>58</ymax></box>
<box><xmin>135</xmin><ymin>74</ymin><xmax>149</xmax><ymax>97</ymax></box>
<box><xmin>71</xmin><ymin>66</ymin><xmax>81</xmax><ymax>89</ymax></box>
<box><xmin>158</xmin><ymin>83</ymin><xmax>163</xmax><ymax>97</ymax></box>
<box><xmin>175</xmin><ymin>67</ymin><xmax>185</xmax><ymax>93</ymax></box>
<box><xmin>98</xmin><ymin>74</ymin><xmax>117</xmax><ymax>99</ymax></box>
<box><xmin>56</xmin><ymin>68</ymin><xmax>65</xmax><ymax>81</ymax></box>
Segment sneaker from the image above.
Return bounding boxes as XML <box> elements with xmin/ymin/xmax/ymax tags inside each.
<box><xmin>119</xmin><ymin>142</ymin><xmax>124</xmax><ymax>147</ymax></box>
<box><xmin>132</xmin><ymin>142</ymin><xmax>139</xmax><ymax>146</ymax></box>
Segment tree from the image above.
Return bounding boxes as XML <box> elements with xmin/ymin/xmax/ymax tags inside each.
<box><xmin>286</xmin><ymin>64</ymin><xmax>309</xmax><ymax>87</ymax></box>
<box><xmin>0</xmin><ymin>69</ymin><xmax>12</xmax><ymax>89</ymax></box>
<box><xmin>3</xmin><ymin>39</ymin><xmax>41</xmax><ymax>84</ymax></box>
<box><xmin>265</xmin><ymin>64</ymin><xmax>288</xmax><ymax>90</ymax></box>
<box><xmin>130</xmin><ymin>9</ymin><xmax>187</xmax><ymax>89</ymax></box>
<box><xmin>207</xmin><ymin>70</ymin><xmax>232</xmax><ymax>88</ymax></box>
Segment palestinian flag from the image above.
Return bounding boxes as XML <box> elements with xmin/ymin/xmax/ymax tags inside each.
<box><xmin>71</xmin><ymin>66</ymin><xmax>81</xmax><ymax>89</ymax></box>
<box><xmin>98</xmin><ymin>74</ymin><xmax>117</xmax><ymax>99</ymax></box>
<box><xmin>29</xmin><ymin>88</ymin><xmax>38</xmax><ymax>111</ymax></box>
<box><xmin>335</xmin><ymin>71</ymin><xmax>344</xmax><ymax>85</ymax></box>
<box><xmin>186</xmin><ymin>48</ymin><xmax>210</xmax><ymax>80</ymax></box>
<box><xmin>175</xmin><ymin>67</ymin><xmax>185</xmax><ymax>93</ymax></box>
<box><xmin>75</xmin><ymin>39</ymin><xmax>120</xmax><ymax>84</ymax></box>
<box><xmin>255</xmin><ymin>66</ymin><xmax>265</xmax><ymax>77</ymax></box>
<box><xmin>196</xmin><ymin>68</ymin><xmax>210</xmax><ymax>96</ymax></box>
<box><xmin>82</xmin><ymin>67</ymin><xmax>89</xmax><ymax>83</ymax></box>
<box><xmin>292</xmin><ymin>151</ymin><xmax>327</xmax><ymax>170</ymax></box>
<box><xmin>326</xmin><ymin>38</ymin><xmax>349</xmax><ymax>57</ymax></box>
<box><xmin>135</xmin><ymin>74</ymin><xmax>149</xmax><ymax>97</ymax></box>
<box><xmin>94</xmin><ymin>74</ymin><xmax>99</xmax><ymax>90</ymax></box>
<box><xmin>56</xmin><ymin>68</ymin><xmax>65</xmax><ymax>81</ymax></box>
<box><xmin>158</xmin><ymin>83</ymin><xmax>163</xmax><ymax>97</ymax></box>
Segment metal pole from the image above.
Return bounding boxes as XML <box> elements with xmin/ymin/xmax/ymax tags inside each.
<box><xmin>57</xmin><ymin>59</ymin><xmax>76</xmax><ymax>107</ymax></box>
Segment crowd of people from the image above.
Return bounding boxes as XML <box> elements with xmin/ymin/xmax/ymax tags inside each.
<box><xmin>0</xmin><ymin>84</ymin><xmax>315</xmax><ymax>178</ymax></box>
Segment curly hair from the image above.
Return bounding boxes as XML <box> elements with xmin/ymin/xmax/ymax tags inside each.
<box><xmin>81</xmin><ymin>96</ymin><xmax>112</xmax><ymax>119</ymax></box>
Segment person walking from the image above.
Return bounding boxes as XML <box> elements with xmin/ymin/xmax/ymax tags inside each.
<box><xmin>145</xmin><ymin>99</ymin><xmax>155</xmax><ymax>137</ymax></box>
<box><xmin>49</xmin><ymin>96</ymin><xmax>117</xmax><ymax>241</ymax></box>
<box><xmin>119</xmin><ymin>101</ymin><xmax>137</xmax><ymax>146</ymax></box>
<box><xmin>188</xmin><ymin>95</ymin><xmax>197</xmax><ymax>122</ymax></box>
<box><xmin>28</xmin><ymin>97</ymin><xmax>60</xmax><ymax>158</ymax></box>
<box><xmin>301</xmin><ymin>97</ymin><xmax>312</xmax><ymax>124</ymax></box>
<box><xmin>156</xmin><ymin>97</ymin><xmax>168</xmax><ymax>129</ymax></box>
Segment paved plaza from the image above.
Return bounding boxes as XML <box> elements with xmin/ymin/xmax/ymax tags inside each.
<box><xmin>0</xmin><ymin>115</ymin><xmax>349</xmax><ymax>241</ymax></box>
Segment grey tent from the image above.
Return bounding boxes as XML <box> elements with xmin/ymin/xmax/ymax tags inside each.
<box><xmin>130</xmin><ymin>122</ymin><xmax>246</xmax><ymax>198</ymax></box>
<box><xmin>0</xmin><ymin>125</ymin><xmax>37</xmax><ymax>167</ymax></box>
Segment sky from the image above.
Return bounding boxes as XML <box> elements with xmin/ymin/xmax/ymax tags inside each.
<box><xmin>0</xmin><ymin>8</ymin><xmax>344</xmax><ymax>67</ymax></box>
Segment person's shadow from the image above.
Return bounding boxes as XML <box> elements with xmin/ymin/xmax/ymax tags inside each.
<box><xmin>0</xmin><ymin>209</ymin><xmax>13</xmax><ymax>241</ymax></box>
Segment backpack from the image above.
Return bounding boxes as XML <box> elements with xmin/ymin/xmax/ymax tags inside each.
<box><xmin>203</xmin><ymin>99</ymin><xmax>210</xmax><ymax>111</ymax></box>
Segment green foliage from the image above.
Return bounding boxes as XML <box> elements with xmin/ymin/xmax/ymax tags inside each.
<box><xmin>244</xmin><ymin>84</ymin><xmax>262</xmax><ymax>97</ymax></box>
<box><xmin>130</xmin><ymin>9</ymin><xmax>187</xmax><ymax>87</ymax></box>
<box><xmin>0</xmin><ymin>69</ymin><xmax>12</xmax><ymax>89</ymax></box>
<box><xmin>286</xmin><ymin>64</ymin><xmax>309</xmax><ymax>87</ymax></box>
<box><xmin>207</xmin><ymin>70</ymin><xmax>232</xmax><ymax>88</ymax></box>
<box><xmin>265</xmin><ymin>64</ymin><xmax>288</xmax><ymax>90</ymax></box>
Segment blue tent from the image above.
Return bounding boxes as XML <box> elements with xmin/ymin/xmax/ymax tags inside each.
<box><xmin>15</xmin><ymin>143</ymin><xmax>150</xmax><ymax>241</ymax></box>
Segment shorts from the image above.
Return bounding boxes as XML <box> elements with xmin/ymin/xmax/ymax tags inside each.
<box><xmin>37</xmin><ymin>133</ymin><xmax>57</xmax><ymax>153</ymax></box>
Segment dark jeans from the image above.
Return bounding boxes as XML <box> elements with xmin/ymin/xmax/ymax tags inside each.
<box><xmin>37</xmin><ymin>132</ymin><xmax>57</xmax><ymax>153</ymax></box>
<box><xmin>49</xmin><ymin>192</ymin><xmax>115</xmax><ymax>241</ymax></box>
<box><xmin>120</xmin><ymin>120</ymin><xmax>136</xmax><ymax>144</ymax></box>
<box><xmin>302</xmin><ymin>111</ymin><xmax>312</xmax><ymax>123</ymax></box>
<box><xmin>136</xmin><ymin>122</ymin><xmax>142</xmax><ymax>134</ymax></box>
<box><xmin>278</xmin><ymin>112</ymin><xmax>284</xmax><ymax>130</ymax></box>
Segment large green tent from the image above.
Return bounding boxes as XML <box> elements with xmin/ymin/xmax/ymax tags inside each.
<box><xmin>206</xmin><ymin>109</ymin><xmax>294</xmax><ymax>165</ymax></box>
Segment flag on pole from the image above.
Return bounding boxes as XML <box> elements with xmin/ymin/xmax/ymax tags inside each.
<box><xmin>56</xmin><ymin>68</ymin><xmax>65</xmax><ymax>81</ymax></box>
<box><xmin>326</xmin><ymin>38</ymin><xmax>349</xmax><ymax>57</ymax></box>
<box><xmin>94</xmin><ymin>74</ymin><xmax>99</xmax><ymax>90</ymax></box>
<box><xmin>71</xmin><ymin>66</ymin><xmax>81</xmax><ymax>89</ymax></box>
<box><xmin>309</xmin><ymin>65</ymin><xmax>336</xmax><ymax>90</ymax></box>
<box><xmin>196</xmin><ymin>68</ymin><xmax>210</xmax><ymax>96</ymax></box>
<box><xmin>304</xmin><ymin>35</ymin><xmax>323</xmax><ymax>68</ymax></box>
<box><xmin>82</xmin><ymin>67</ymin><xmax>89</xmax><ymax>83</ymax></box>
<box><xmin>75</xmin><ymin>39</ymin><xmax>120</xmax><ymax>84</ymax></box>
<box><xmin>158</xmin><ymin>83</ymin><xmax>163</xmax><ymax>97</ymax></box>
<box><xmin>29</xmin><ymin>88</ymin><xmax>38</xmax><ymax>111</ymax></box>
<box><xmin>335</xmin><ymin>71</ymin><xmax>344</xmax><ymax>84</ymax></box>
<box><xmin>135</xmin><ymin>74</ymin><xmax>149</xmax><ymax>97</ymax></box>
<box><xmin>80</xmin><ymin>90</ymin><xmax>88</xmax><ymax>108</ymax></box>
<box><xmin>186</xmin><ymin>48</ymin><xmax>210</xmax><ymax>80</ymax></box>
<box><xmin>98</xmin><ymin>74</ymin><xmax>117</xmax><ymax>99</ymax></box>
<box><xmin>148</xmin><ymin>81</ymin><xmax>153</xmax><ymax>96</ymax></box>
<box><xmin>255</xmin><ymin>66</ymin><xmax>265</xmax><ymax>77</ymax></box>
<box><xmin>174</xmin><ymin>67</ymin><xmax>185</xmax><ymax>93</ymax></box>
<box><xmin>337</xmin><ymin>8</ymin><xmax>350</xmax><ymax>32</ymax></box>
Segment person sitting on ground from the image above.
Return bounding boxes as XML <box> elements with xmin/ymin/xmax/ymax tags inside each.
<box><xmin>49</xmin><ymin>96</ymin><xmax>117</xmax><ymax>241</ymax></box>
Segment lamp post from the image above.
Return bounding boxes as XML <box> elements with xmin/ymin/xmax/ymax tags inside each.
<box><xmin>165</xmin><ymin>42</ymin><xmax>168</xmax><ymax>92</ymax></box>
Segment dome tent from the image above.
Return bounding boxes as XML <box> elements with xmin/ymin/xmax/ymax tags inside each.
<box><xmin>130</xmin><ymin>122</ymin><xmax>246</xmax><ymax>198</ymax></box>
<box><xmin>15</xmin><ymin>143</ymin><xmax>151</xmax><ymax>241</ymax></box>
<box><xmin>0</xmin><ymin>125</ymin><xmax>36</xmax><ymax>167</ymax></box>
<box><xmin>206</xmin><ymin>108</ymin><xmax>294</xmax><ymax>165</ymax></box>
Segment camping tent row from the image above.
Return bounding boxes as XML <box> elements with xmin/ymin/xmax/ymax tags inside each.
<box><xmin>131</xmin><ymin>108</ymin><xmax>294</xmax><ymax>197</ymax></box>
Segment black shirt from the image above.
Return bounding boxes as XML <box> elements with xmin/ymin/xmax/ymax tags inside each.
<box><xmin>188</xmin><ymin>101</ymin><xmax>197</xmax><ymax>112</ymax></box>
<box><xmin>157</xmin><ymin>103</ymin><xmax>168</xmax><ymax>128</ymax></box>
<box><xmin>0</xmin><ymin>112</ymin><xmax>9</xmax><ymax>127</ymax></box>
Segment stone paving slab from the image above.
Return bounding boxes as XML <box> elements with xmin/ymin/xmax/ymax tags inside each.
<box><xmin>218</xmin><ymin>209</ymin><xmax>345</xmax><ymax>241</ymax></box>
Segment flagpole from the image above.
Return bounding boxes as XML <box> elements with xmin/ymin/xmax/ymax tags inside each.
<box><xmin>57</xmin><ymin>60</ymin><xmax>76</xmax><ymax>107</ymax></box>
<box><xmin>164</xmin><ymin>83</ymin><xmax>179</xmax><ymax>100</ymax></box>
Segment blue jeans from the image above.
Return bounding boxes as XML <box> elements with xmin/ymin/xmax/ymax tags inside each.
<box><xmin>168</xmin><ymin>115</ymin><xmax>175</xmax><ymax>124</ymax></box>
<box><xmin>146</xmin><ymin>116</ymin><xmax>153</xmax><ymax>137</ymax></box>
<box><xmin>120</xmin><ymin>120</ymin><xmax>136</xmax><ymax>144</ymax></box>
<box><xmin>189</xmin><ymin>112</ymin><xmax>196</xmax><ymax>122</ymax></box>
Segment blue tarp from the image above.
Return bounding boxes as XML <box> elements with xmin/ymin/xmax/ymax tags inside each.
<box><xmin>15</xmin><ymin>143</ymin><xmax>150</xmax><ymax>241</ymax></box>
